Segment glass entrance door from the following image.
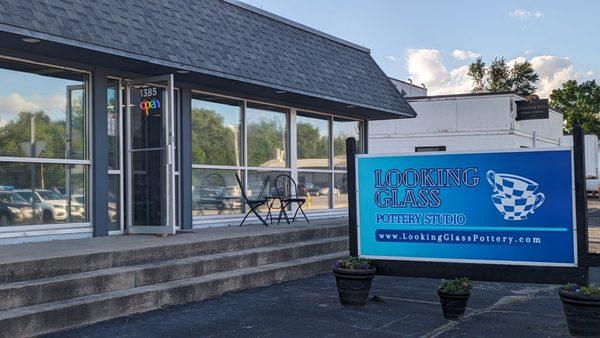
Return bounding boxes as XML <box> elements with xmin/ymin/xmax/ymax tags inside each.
<box><xmin>125</xmin><ymin>75</ymin><xmax>176</xmax><ymax>234</ymax></box>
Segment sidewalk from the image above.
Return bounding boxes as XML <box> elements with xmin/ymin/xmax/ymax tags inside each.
<box><xmin>47</xmin><ymin>267</ymin><xmax>592</xmax><ymax>337</ymax></box>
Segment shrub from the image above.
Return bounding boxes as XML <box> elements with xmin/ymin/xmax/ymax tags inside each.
<box><xmin>334</xmin><ymin>256</ymin><xmax>373</xmax><ymax>270</ymax></box>
<box><xmin>438</xmin><ymin>277</ymin><xmax>471</xmax><ymax>293</ymax></box>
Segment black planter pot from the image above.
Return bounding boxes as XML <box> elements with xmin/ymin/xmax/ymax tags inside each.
<box><xmin>437</xmin><ymin>289</ymin><xmax>470</xmax><ymax>320</ymax></box>
<box><xmin>559</xmin><ymin>289</ymin><xmax>600</xmax><ymax>336</ymax></box>
<box><xmin>333</xmin><ymin>267</ymin><xmax>376</xmax><ymax>307</ymax></box>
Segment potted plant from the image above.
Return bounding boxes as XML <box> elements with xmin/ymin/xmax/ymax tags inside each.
<box><xmin>559</xmin><ymin>283</ymin><xmax>600</xmax><ymax>336</ymax></box>
<box><xmin>333</xmin><ymin>256</ymin><xmax>376</xmax><ymax>307</ymax></box>
<box><xmin>437</xmin><ymin>277</ymin><xmax>471</xmax><ymax>320</ymax></box>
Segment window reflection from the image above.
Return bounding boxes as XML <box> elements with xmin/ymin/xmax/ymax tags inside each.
<box><xmin>191</xmin><ymin>95</ymin><xmax>242</xmax><ymax>166</ymax></box>
<box><xmin>298</xmin><ymin>172</ymin><xmax>331</xmax><ymax>210</ymax></box>
<box><xmin>333</xmin><ymin>118</ymin><xmax>361</xmax><ymax>169</ymax></box>
<box><xmin>297</xmin><ymin>112</ymin><xmax>329</xmax><ymax>169</ymax></box>
<box><xmin>107</xmin><ymin>80</ymin><xmax>119</xmax><ymax>170</ymax></box>
<box><xmin>334</xmin><ymin>173</ymin><xmax>349</xmax><ymax>208</ymax></box>
<box><xmin>192</xmin><ymin>169</ymin><xmax>242</xmax><ymax>216</ymax></box>
<box><xmin>0</xmin><ymin>162</ymin><xmax>88</xmax><ymax>226</ymax></box>
<box><xmin>0</xmin><ymin>60</ymin><xmax>87</xmax><ymax>160</ymax></box>
<box><xmin>247</xmin><ymin>103</ymin><xmax>288</xmax><ymax>168</ymax></box>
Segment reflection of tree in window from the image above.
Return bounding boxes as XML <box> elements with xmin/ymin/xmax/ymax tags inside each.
<box><xmin>297</xmin><ymin>122</ymin><xmax>328</xmax><ymax>160</ymax></box>
<box><xmin>191</xmin><ymin>108</ymin><xmax>239</xmax><ymax>166</ymax></box>
<box><xmin>247</xmin><ymin>118</ymin><xmax>286</xmax><ymax>167</ymax></box>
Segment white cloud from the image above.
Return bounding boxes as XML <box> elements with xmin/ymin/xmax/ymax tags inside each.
<box><xmin>0</xmin><ymin>92</ymin><xmax>66</xmax><ymax>122</ymax></box>
<box><xmin>404</xmin><ymin>49</ymin><xmax>595</xmax><ymax>97</ymax></box>
<box><xmin>405</xmin><ymin>48</ymin><xmax>473</xmax><ymax>95</ymax></box>
<box><xmin>509</xmin><ymin>9</ymin><xmax>543</xmax><ymax>20</ymax></box>
<box><xmin>451</xmin><ymin>49</ymin><xmax>480</xmax><ymax>60</ymax></box>
<box><xmin>387</xmin><ymin>55</ymin><xmax>399</xmax><ymax>62</ymax></box>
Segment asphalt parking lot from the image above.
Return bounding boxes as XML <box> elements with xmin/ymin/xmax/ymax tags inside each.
<box><xmin>45</xmin><ymin>199</ymin><xmax>600</xmax><ymax>338</ymax></box>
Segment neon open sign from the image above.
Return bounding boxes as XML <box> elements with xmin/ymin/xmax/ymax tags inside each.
<box><xmin>139</xmin><ymin>98</ymin><xmax>160</xmax><ymax>117</ymax></box>
<box><xmin>138</xmin><ymin>87</ymin><xmax>161</xmax><ymax>117</ymax></box>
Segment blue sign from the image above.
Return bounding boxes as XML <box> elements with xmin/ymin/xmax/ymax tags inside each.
<box><xmin>356</xmin><ymin>149</ymin><xmax>576</xmax><ymax>266</ymax></box>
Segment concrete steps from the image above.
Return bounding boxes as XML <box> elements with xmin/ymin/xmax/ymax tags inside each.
<box><xmin>0</xmin><ymin>224</ymin><xmax>347</xmax><ymax>284</ymax></box>
<box><xmin>0</xmin><ymin>224</ymin><xmax>348</xmax><ymax>337</ymax></box>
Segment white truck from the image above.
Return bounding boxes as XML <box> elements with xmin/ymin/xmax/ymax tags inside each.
<box><xmin>561</xmin><ymin>134</ymin><xmax>600</xmax><ymax>196</ymax></box>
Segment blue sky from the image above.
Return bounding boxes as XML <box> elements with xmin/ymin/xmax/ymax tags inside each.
<box><xmin>241</xmin><ymin>0</ymin><xmax>599</xmax><ymax>96</ymax></box>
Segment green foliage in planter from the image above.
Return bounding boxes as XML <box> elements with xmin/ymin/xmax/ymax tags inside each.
<box><xmin>438</xmin><ymin>277</ymin><xmax>471</xmax><ymax>294</ymax></box>
<box><xmin>562</xmin><ymin>283</ymin><xmax>600</xmax><ymax>295</ymax></box>
<box><xmin>334</xmin><ymin>256</ymin><xmax>373</xmax><ymax>270</ymax></box>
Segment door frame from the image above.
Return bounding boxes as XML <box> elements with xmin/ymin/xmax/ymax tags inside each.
<box><xmin>124</xmin><ymin>74</ymin><xmax>176</xmax><ymax>235</ymax></box>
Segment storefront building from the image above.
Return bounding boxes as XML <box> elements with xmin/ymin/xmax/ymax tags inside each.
<box><xmin>0</xmin><ymin>0</ymin><xmax>415</xmax><ymax>243</ymax></box>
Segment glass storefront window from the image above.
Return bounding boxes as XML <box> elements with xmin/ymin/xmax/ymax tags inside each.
<box><xmin>0</xmin><ymin>59</ymin><xmax>87</xmax><ymax>160</ymax></box>
<box><xmin>247</xmin><ymin>103</ymin><xmax>288</xmax><ymax>168</ymax></box>
<box><xmin>333</xmin><ymin>118</ymin><xmax>361</xmax><ymax>169</ymax></box>
<box><xmin>107</xmin><ymin>80</ymin><xmax>120</xmax><ymax>170</ymax></box>
<box><xmin>297</xmin><ymin>112</ymin><xmax>329</xmax><ymax>169</ymax></box>
<box><xmin>247</xmin><ymin>170</ymin><xmax>289</xmax><ymax>211</ymax></box>
<box><xmin>191</xmin><ymin>94</ymin><xmax>242</xmax><ymax>166</ymax></box>
<box><xmin>0</xmin><ymin>58</ymin><xmax>90</xmax><ymax>227</ymax></box>
<box><xmin>297</xmin><ymin>172</ymin><xmax>331</xmax><ymax>210</ymax></box>
<box><xmin>334</xmin><ymin>173</ymin><xmax>349</xmax><ymax>208</ymax></box>
<box><xmin>0</xmin><ymin>162</ymin><xmax>88</xmax><ymax>226</ymax></box>
<box><xmin>192</xmin><ymin>168</ymin><xmax>242</xmax><ymax>216</ymax></box>
<box><xmin>108</xmin><ymin>174</ymin><xmax>120</xmax><ymax>231</ymax></box>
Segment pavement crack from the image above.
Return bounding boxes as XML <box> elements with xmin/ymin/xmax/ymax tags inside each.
<box><xmin>420</xmin><ymin>285</ymin><xmax>558</xmax><ymax>338</ymax></box>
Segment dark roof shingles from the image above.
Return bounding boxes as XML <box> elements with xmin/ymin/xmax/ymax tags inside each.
<box><xmin>0</xmin><ymin>0</ymin><xmax>413</xmax><ymax>116</ymax></box>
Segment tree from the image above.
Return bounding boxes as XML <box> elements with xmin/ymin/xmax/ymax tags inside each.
<box><xmin>468</xmin><ymin>58</ymin><xmax>486</xmax><ymax>93</ymax></box>
<box><xmin>510</xmin><ymin>61</ymin><xmax>539</xmax><ymax>96</ymax></box>
<box><xmin>550</xmin><ymin>80</ymin><xmax>600</xmax><ymax>136</ymax></box>
<box><xmin>467</xmin><ymin>57</ymin><xmax>539</xmax><ymax>96</ymax></box>
<box><xmin>487</xmin><ymin>58</ymin><xmax>512</xmax><ymax>92</ymax></box>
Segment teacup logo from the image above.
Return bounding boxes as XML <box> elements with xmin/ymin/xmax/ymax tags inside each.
<box><xmin>486</xmin><ymin>170</ymin><xmax>545</xmax><ymax>221</ymax></box>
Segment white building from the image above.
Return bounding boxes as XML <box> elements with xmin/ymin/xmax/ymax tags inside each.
<box><xmin>389</xmin><ymin>77</ymin><xmax>428</xmax><ymax>97</ymax></box>
<box><xmin>369</xmin><ymin>92</ymin><xmax>564</xmax><ymax>153</ymax></box>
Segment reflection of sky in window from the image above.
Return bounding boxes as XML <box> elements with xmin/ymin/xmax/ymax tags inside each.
<box><xmin>247</xmin><ymin>107</ymin><xmax>286</xmax><ymax>127</ymax></box>
<box><xmin>334</xmin><ymin>120</ymin><xmax>360</xmax><ymax>138</ymax></box>
<box><xmin>297</xmin><ymin>115</ymin><xmax>328</xmax><ymax>138</ymax></box>
<box><xmin>192</xmin><ymin>99</ymin><xmax>240</xmax><ymax>128</ymax></box>
<box><xmin>0</xmin><ymin>68</ymin><xmax>82</xmax><ymax>123</ymax></box>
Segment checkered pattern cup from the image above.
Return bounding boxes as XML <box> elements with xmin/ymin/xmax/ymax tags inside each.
<box><xmin>491</xmin><ymin>193</ymin><xmax>545</xmax><ymax>221</ymax></box>
<box><xmin>487</xmin><ymin>170</ymin><xmax>545</xmax><ymax>221</ymax></box>
<box><xmin>486</xmin><ymin>170</ymin><xmax>539</xmax><ymax>199</ymax></box>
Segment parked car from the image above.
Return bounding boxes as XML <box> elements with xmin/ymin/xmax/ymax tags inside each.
<box><xmin>299</xmin><ymin>182</ymin><xmax>320</xmax><ymax>196</ymax></box>
<box><xmin>318</xmin><ymin>186</ymin><xmax>341</xmax><ymax>196</ymax></box>
<box><xmin>0</xmin><ymin>191</ymin><xmax>36</xmax><ymax>226</ymax></box>
<box><xmin>15</xmin><ymin>189</ymin><xmax>84</xmax><ymax>223</ymax></box>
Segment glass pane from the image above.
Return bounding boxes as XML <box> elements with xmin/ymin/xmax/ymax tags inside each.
<box><xmin>132</xmin><ymin>150</ymin><xmax>165</xmax><ymax>226</ymax></box>
<box><xmin>298</xmin><ymin>172</ymin><xmax>331</xmax><ymax>210</ymax></box>
<box><xmin>192</xmin><ymin>169</ymin><xmax>242</xmax><ymax>216</ymax></box>
<box><xmin>130</xmin><ymin>85</ymin><xmax>164</xmax><ymax>150</ymax></box>
<box><xmin>107</xmin><ymin>79</ymin><xmax>120</xmax><ymax>170</ymax></box>
<box><xmin>297</xmin><ymin>112</ymin><xmax>329</xmax><ymax>169</ymax></box>
<box><xmin>0</xmin><ymin>59</ymin><xmax>87</xmax><ymax>159</ymax></box>
<box><xmin>247</xmin><ymin>170</ymin><xmax>289</xmax><ymax>211</ymax></box>
<box><xmin>191</xmin><ymin>94</ymin><xmax>242</xmax><ymax>166</ymax></box>
<box><xmin>333</xmin><ymin>118</ymin><xmax>361</xmax><ymax>169</ymax></box>
<box><xmin>0</xmin><ymin>162</ymin><xmax>88</xmax><ymax>226</ymax></box>
<box><xmin>334</xmin><ymin>173</ymin><xmax>349</xmax><ymax>208</ymax></box>
<box><xmin>108</xmin><ymin>174</ymin><xmax>120</xmax><ymax>231</ymax></box>
<box><xmin>247</xmin><ymin>103</ymin><xmax>288</xmax><ymax>168</ymax></box>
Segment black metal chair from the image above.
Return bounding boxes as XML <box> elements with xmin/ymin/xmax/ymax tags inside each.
<box><xmin>235</xmin><ymin>173</ymin><xmax>269</xmax><ymax>227</ymax></box>
<box><xmin>274</xmin><ymin>174</ymin><xmax>309</xmax><ymax>225</ymax></box>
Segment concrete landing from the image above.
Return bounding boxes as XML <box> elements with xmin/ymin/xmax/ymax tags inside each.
<box><xmin>0</xmin><ymin>218</ymin><xmax>346</xmax><ymax>265</ymax></box>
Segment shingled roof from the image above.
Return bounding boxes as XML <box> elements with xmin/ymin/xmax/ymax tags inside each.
<box><xmin>0</xmin><ymin>0</ymin><xmax>415</xmax><ymax>118</ymax></box>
